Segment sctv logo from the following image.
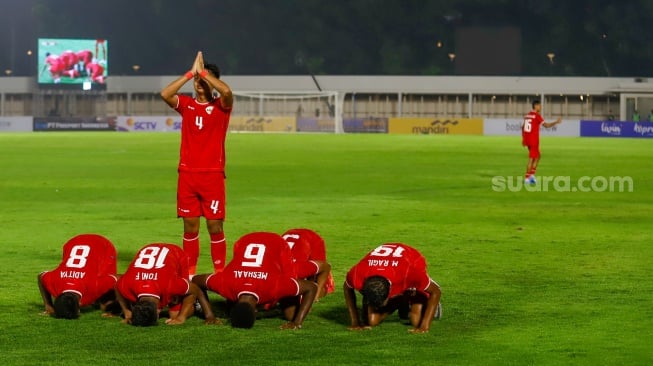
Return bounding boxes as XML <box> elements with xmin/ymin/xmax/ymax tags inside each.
<box><xmin>134</xmin><ymin>121</ymin><xmax>158</xmax><ymax>130</ymax></box>
<box><xmin>126</xmin><ymin>118</ymin><xmax>158</xmax><ymax>130</ymax></box>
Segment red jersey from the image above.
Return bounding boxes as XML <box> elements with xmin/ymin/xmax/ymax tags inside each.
<box><xmin>76</xmin><ymin>50</ymin><xmax>93</xmax><ymax>66</ymax></box>
<box><xmin>282</xmin><ymin>228</ymin><xmax>326</xmax><ymax>278</ymax></box>
<box><xmin>40</xmin><ymin>234</ymin><xmax>117</xmax><ymax>306</ymax></box>
<box><xmin>282</xmin><ymin>228</ymin><xmax>327</xmax><ymax>261</ymax></box>
<box><xmin>116</xmin><ymin>244</ymin><xmax>190</xmax><ymax>309</ymax></box>
<box><xmin>345</xmin><ymin>243</ymin><xmax>432</xmax><ymax>299</ymax></box>
<box><xmin>522</xmin><ymin>110</ymin><xmax>544</xmax><ymax>146</ymax></box>
<box><xmin>205</xmin><ymin>232</ymin><xmax>299</xmax><ymax>305</ymax></box>
<box><xmin>46</xmin><ymin>54</ymin><xmax>66</xmax><ymax>73</ymax></box>
<box><xmin>59</xmin><ymin>50</ymin><xmax>78</xmax><ymax>70</ymax></box>
<box><xmin>175</xmin><ymin>95</ymin><xmax>232</xmax><ymax>172</ymax></box>
<box><xmin>86</xmin><ymin>63</ymin><xmax>105</xmax><ymax>82</ymax></box>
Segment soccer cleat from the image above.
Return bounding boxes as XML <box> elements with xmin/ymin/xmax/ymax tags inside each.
<box><xmin>528</xmin><ymin>175</ymin><xmax>537</xmax><ymax>185</ymax></box>
<box><xmin>434</xmin><ymin>302</ymin><xmax>442</xmax><ymax>320</ymax></box>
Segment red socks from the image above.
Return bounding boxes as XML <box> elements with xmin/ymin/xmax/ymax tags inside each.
<box><xmin>183</xmin><ymin>232</ymin><xmax>200</xmax><ymax>276</ymax></box>
<box><xmin>184</xmin><ymin>232</ymin><xmax>227</xmax><ymax>274</ymax></box>
<box><xmin>210</xmin><ymin>232</ymin><xmax>226</xmax><ymax>273</ymax></box>
<box><xmin>525</xmin><ymin>168</ymin><xmax>537</xmax><ymax>178</ymax></box>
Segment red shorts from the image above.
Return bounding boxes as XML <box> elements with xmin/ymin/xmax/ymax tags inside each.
<box><xmin>177</xmin><ymin>171</ymin><xmax>226</xmax><ymax>220</ymax></box>
<box><xmin>525</xmin><ymin>143</ymin><xmax>540</xmax><ymax>159</ymax></box>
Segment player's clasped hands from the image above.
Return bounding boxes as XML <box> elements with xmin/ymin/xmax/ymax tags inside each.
<box><xmin>190</xmin><ymin>51</ymin><xmax>204</xmax><ymax>77</ymax></box>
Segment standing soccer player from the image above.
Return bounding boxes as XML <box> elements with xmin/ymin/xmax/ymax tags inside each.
<box><xmin>522</xmin><ymin>100</ymin><xmax>562</xmax><ymax>184</ymax></box>
<box><xmin>344</xmin><ymin>243</ymin><xmax>442</xmax><ymax>333</ymax></box>
<box><xmin>160</xmin><ymin>51</ymin><xmax>233</xmax><ymax>276</ymax></box>
<box><xmin>37</xmin><ymin>234</ymin><xmax>118</xmax><ymax>319</ymax></box>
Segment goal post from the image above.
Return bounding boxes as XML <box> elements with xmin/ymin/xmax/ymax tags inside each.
<box><xmin>231</xmin><ymin>91</ymin><xmax>344</xmax><ymax>133</ymax></box>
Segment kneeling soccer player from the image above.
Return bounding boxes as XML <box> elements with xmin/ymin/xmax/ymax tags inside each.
<box><xmin>344</xmin><ymin>243</ymin><xmax>442</xmax><ymax>333</ymax></box>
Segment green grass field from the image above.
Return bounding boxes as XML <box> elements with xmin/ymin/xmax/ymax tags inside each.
<box><xmin>0</xmin><ymin>132</ymin><xmax>651</xmax><ymax>365</ymax></box>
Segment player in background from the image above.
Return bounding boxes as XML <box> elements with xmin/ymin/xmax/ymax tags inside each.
<box><xmin>37</xmin><ymin>234</ymin><xmax>118</xmax><ymax>319</ymax></box>
<box><xmin>59</xmin><ymin>50</ymin><xmax>78</xmax><ymax>70</ymax></box>
<box><xmin>281</xmin><ymin>228</ymin><xmax>334</xmax><ymax>300</ymax></box>
<box><xmin>86</xmin><ymin>61</ymin><xmax>106</xmax><ymax>84</ymax></box>
<box><xmin>521</xmin><ymin>100</ymin><xmax>562</xmax><ymax>184</ymax></box>
<box><xmin>160</xmin><ymin>51</ymin><xmax>233</xmax><ymax>276</ymax></box>
<box><xmin>115</xmin><ymin>243</ymin><xmax>217</xmax><ymax>326</ymax></box>
<box><xmin>95</xmin><ymin>39</ymin><xmax>106</xmax><ymax>61</ymax></box>
<box><xmin>192</xmin><ymin>232</ymin><xmax>318</xmax><ymax>329</ymax></box>
<box><xmin>344</xmin><ymin>243</ymin><xmax>442</xmax><ymax>333</ymax></box>
<box><xmin>76</xmin><ymin>49</ymin><xmax>93</xmax><ymax>67</ymax></box>
<box><xmin>41</xmin><ymin>53</ymin><xmax>66</xmax><ymax>83</ymax></box>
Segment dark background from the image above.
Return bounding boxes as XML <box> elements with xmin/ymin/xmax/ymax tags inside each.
<box><xmin>1</xmin><ymin>0</ymin><xmax>651</xmax><ymax>77</ymax></box>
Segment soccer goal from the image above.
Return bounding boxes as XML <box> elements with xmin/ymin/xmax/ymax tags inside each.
<box><xmin>231</xmin><ymin>91</ymin><xmax>344</xmax><ymax>133</ymax></box>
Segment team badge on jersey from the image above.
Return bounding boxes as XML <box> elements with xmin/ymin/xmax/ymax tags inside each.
<box><xmin>206</xmin><ymin>106</ymin><xmax>214</xmax><ymax>115</ymax></box>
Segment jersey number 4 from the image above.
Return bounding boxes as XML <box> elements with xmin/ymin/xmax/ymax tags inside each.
<box><xmin>195</xmin><ymin>116</ymin><xmax>204</xmax><ymax>130</ymax></box>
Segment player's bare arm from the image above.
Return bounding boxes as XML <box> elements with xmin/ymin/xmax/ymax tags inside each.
<box><xmin>543</xmin><ymin>117</ymin><xmax>562</xmax><ymax>128</ymax></box>
<box><xmin>192</xmin><ymin>281</ymin><xmax>220</xmax><ymax>325</ymax></box>
<box><xmin>115</xmin><ymin>289</ymin><xmax>133</xmax><ymax>324</ymax></box>
<box><xmin>166</xmin><ymin>285</ymin><xmax>199</xmax><ymax>325</ymax></box>
<box><xmin>280</xmin><ymin>279</ymin><xmax>318</xmax><ymax>330</ymax></box>
<box><xmin>160</xmin><ymin>52</ymin><xmax>202</xmax><ymax>108</ymax></box>
<box><xmin>344</xmin><ymin>282</ymin><xmax>371</xmax><ymax>331</ymax></box>
<box><xmin>409</xmin><ymin>281</ymin><xmax>441</xmax><ymax>334</ymax></box>
<box><xmin>37</xmin><ymin>273</ymin><xmax>55</xmax><ymax>315</ymax></box>
<box><xmin>314</xmin><ymin>260</ymin><xmax>332</xmax><ymax>300</ymax></box>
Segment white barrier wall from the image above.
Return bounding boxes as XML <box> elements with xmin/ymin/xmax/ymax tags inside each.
<box><xmin>115</xmin><ymin>116</ymin><xmax>181</xmax><ymax>132</ymax></box>
<box><xmin>0</xmin><ymin>117</ymin><xmax>33</xmax><ymax>132</ymax></box>
<box><xmin>483</xmin><ymin>118</ymin><xmax>580</xmax><ymax>137</ymax></box>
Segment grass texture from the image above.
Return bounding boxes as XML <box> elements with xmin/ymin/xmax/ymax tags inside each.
<box><xmin>0</xmin><ymin>132</ymin><xmax>651</xmax><ymax>365</ymax></box>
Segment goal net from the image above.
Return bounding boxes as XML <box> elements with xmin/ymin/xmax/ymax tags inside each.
<box><xmin>231</xmin><ymin>91</ymin><xmax>344</xmax><ymax>133</ymax></box>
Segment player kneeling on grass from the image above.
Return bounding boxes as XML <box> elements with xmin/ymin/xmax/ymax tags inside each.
<box><xmin>115</xmin><ymin>243</ymin><xmax>217</xmax><ymax>326</ymax></box>
<box><xmin>192</xmin><ymin>232</ymin><xmax>317</xmax><ymax>329</ymax></box>
<box><xmin>344</xmin><ymin>243</ymin><xmax>442</xmax><ymax>333</ymax></box>
<box><xmin>38</xmin><ymin>234</ymin><xmax>119</xmax><ymax>319</ymax></box>
<box><xmin>281</xmin><ymin>228</ymin><xmax>335</xmax><ymax>300</ymax></box>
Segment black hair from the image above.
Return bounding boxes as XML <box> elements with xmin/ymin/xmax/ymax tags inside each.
<box><xmin>532</xmin><ymin>100</ymin><xmax>541</xmax><ymax>109</ymax></box>
<box><xmin>204</xmin><ymin>63</ymin><xmax>221</xmax><ymax>79</ymax></box>
<box><xmin>53</xmin><ymin>292</ymin><xmax>80</xmax><ymax>319</ymax></box>
<box><xmin>361</xmin><ymin>276</ymin><xmax>390</xmax><ymax>309</ymax></box>
<box><xmin>230</xmin><ymin>301</ymin><xmax>256</xmax><ymax>328</ymax></box>
<box><xmin>131</xmin><ymin>299</ymin><xmax>158</xmax><ymax>326</ymax></box>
